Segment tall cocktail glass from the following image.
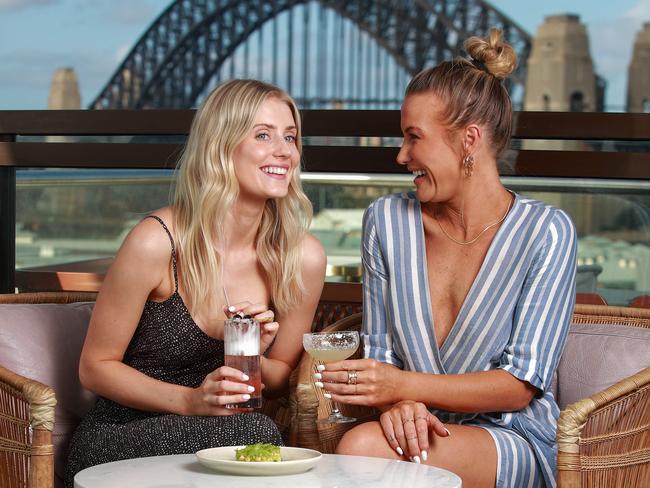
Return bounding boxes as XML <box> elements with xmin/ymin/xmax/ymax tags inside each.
<box><xmin>224</xmin><ymin>317</ymin><xmax>261</xmax><ymax>409</ymax></box>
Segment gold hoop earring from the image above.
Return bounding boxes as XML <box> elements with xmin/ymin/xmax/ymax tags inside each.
<box><xmin>463</xmin><ymin>154</ymin><xmax>474</xmax><ymax>177</ymax></box>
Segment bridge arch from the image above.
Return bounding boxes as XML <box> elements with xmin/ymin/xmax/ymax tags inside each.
<box><xmin>90</xmin><ymin>0</ymin><xmax>531</xmax><ymax>109</ymax></box>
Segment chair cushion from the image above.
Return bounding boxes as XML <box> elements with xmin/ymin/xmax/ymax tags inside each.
<box><xmin>0</xmin><ymin>302</ymin><xmax>96</xmax><ymax>487</ymax></box>
<box><xmin>556</xmin><ymin>322</ymin><xmax>650</xmax><ymax>409</ymax></box>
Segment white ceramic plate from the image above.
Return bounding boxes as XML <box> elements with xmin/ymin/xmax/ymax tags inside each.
<box><xmin>196</xmin><ymin>446</ymin><xmax>322</xmax><ymax>476</ymax></box>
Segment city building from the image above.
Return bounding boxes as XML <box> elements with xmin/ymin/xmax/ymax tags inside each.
<box><xmin>524</xmin><ymin>14</ymin><xmax>599</xmax><ymax>112</ymax></box>
<box><xmin>627</xmin><ymin>22</ymin><xmax>650</xmax><ymax>113</ymax></box>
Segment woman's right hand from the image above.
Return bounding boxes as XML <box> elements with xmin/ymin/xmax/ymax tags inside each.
<box><xmin>185</xmin><ymin>366</ymin><xmax>255</xmax><ymax>416</ymax></box>
<box><xmin>224</xmin><ymin>301</ymin><xmax>279</xmax><ymax>355</ymax></box>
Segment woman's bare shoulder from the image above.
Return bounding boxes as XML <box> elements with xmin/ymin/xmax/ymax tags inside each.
<box><xmin>301</xmin><ymin>233</ymin><xmax>327</xmax><ymax>275</ymax></box>
<box><xmin>117</xmin><ymin>207</ymin><xmax>176</xmax><ymax>268</ymax></box>
<box><xmin>96</xmin><ymin>208</ymin><xmax>177</xmax><ymax>305</ymax></box>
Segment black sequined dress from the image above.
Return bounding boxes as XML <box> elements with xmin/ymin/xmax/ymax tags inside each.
<box><xmin>64</xmin><ymin>216</ymin><xmax>281</xmax><ymax>487</ymax></box>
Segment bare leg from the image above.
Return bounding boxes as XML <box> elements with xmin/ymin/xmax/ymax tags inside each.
<box><xmin>336</xmin><ymin>421</ymin><xmax>497</xmax><ymax>488</ymax></box>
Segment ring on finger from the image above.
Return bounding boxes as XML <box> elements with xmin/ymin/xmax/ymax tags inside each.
<box><xmin>415</xmin><ymin>416</ymin><xmax>427</xmax><ymax>421</ymax></box>
<box><xmin>347</xmin><ymin>370</ymin><xmax>358</xmax><ymax>385</ymax></box>
<box><xmin>406</xmin><ymin>435</ymin><xmax>418</xmax><ymax>440</ymax></box>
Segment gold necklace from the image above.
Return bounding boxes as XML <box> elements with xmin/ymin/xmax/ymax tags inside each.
<box><xmin>435</xmin><ymin>192</ymin><xmax>514</xmax><ymax>246</ymax></box>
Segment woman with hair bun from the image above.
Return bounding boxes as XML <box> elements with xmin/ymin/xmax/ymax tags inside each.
<box><xmin>65</xmin><ymin>79</ymin><xmax>326</xmax><ymax>487</ymax></box>
<box><xmin>319</xmin><ymin>29</ymin><xmax>576</xmax><ymax>487</ymax></box>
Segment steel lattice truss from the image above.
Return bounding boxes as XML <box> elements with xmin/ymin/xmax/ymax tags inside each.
<box><xmin>90</xmin><ymin>0</ymin><xmax>531</xmax><ymax>109</ymax></box>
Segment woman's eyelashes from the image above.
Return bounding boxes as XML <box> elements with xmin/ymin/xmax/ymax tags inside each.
<box><xmin>404</xmin><ymin>132</ymin><xmax>419</xmax><ymax>143</ymax></box>
<box><xmin>254</xmin><ymin>132</ymin><xmax>296</xmax><ymax>144</ymax></box>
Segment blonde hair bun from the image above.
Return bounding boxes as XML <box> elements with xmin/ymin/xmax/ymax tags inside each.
<box><xmin>464</xmin><ymin>27</ymin><xmax>517</xmax><ymax>80</ymax></box>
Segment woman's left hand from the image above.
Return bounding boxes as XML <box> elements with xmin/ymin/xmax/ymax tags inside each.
<box><xmin>380</xmin><ymin>400</ymin><xmax>449</xmax><ymax>462</ymax></box>
<box><xmin>224</xmin><ymin>302</ymin><xmax>279</xmax><ymax>355</ymax></box>
<box><xmin>317</xmin><ymin>358</ymin><xmax>402</xmax><ymax>407</ymax></box>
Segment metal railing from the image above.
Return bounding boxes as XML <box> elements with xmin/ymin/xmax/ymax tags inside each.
<box><xmin>1</xmin><ymin>109</ymin><xmax>650</xmax><ymax>293</ymax></box>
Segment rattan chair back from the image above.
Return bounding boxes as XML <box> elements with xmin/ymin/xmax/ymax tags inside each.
<box><xmin>557</xmin><ymin>304</ymin><xmax>650</xmax><ymax>487</ymax></box>
<box><xmin>0</xmin><ymin>292</ymin><xmax>96</xmax><ymax>488</ymax></box>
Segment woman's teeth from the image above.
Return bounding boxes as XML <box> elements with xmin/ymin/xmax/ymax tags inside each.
<box><xmin>413</xmin><ymin>169</ymin><xmax>426</xmax><ymax>177</ymax></box>
<box><xmin>262</xmin><ymin>166</ymin><xmax>288</xmax><ymax>175</ymax></box>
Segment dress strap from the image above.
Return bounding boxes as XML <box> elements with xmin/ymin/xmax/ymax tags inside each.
<box><xmin>144</xmin><ymin>215</ymin><xmax>179</xmax><ymax>293</ymax></box>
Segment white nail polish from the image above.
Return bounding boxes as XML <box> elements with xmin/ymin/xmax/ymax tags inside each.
<box><xmin>421</xmin><ymin>450</ymin><xmax>428</xmax><ymax>462</ymax></box>
<box><xmin>247</xmin><ymin>385</ymin><xmax>255</xmax><ymax>392</ymax></box>
<box><xmin>323</xmin><ymin>393</ymin><xmax>332</xmax><ymax>399</ymax></box>
<box><xmin>444</xmin><ymin>427</ymin><xmax>451</xmax><ymax>437</ymax></box>
<box><xmin>317</xmin><ymin>364</ymin><xmax>326</xmax><ymax>372</ymax></box>
<box><xmin>412</xmin><ymin>456</ymin><xmax>421</xmax><ymax>464</ymax></box>
<box><xmin>313</xmin><ymin>373</ymin><xmax>322</xmax><ymax>380</ymax></box>
<box><xmin>396</xmin><ymin>447</ymin><xmax>404</xmax><ymax>456</ymax></box>
<box><xmin>242</xmin><ymin>374</ymin><xmax>249</xmax><ymax>381</ymax></box>
<box><xmin>314</xmin><ymin>381</ymin><xmax>324</xmax><ymax>388</ymax></box>
<box><xmin>242</xmin><ymin>394</ymin><xmax>250</xmax><ymax>400</ymax></box>
<box><xmin>228</xmin><ymin>305</ymin><xmax>236</xmax><ymax>313</ymax></box>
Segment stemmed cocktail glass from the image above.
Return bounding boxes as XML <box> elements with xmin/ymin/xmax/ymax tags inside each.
<box><xmin>303</xmin><ymin>331</ymin><xmax>360</xmax><ymax>424</ymax></box>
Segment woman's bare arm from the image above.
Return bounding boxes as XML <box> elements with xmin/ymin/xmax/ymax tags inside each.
<box><xmin>322</xmin><ymin>359</ymin><xmax>537</xmax><ymax>413</ymax></box>
<box><xmin>79</xmin><ymin>216</ymin><xmax>251</xmax><ymax>415</ymax></box>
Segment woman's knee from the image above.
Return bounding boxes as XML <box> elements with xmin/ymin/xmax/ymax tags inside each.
<box><xmin>336</xmin><ymin>422</ymin><xmax>392</xmax><ymax>457</ymax></box>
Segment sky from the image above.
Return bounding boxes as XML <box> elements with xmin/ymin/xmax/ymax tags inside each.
<box><xmin>0</xmin><ymin>0</ymin><xmax>648</xmax><ymax>111</ymax></box>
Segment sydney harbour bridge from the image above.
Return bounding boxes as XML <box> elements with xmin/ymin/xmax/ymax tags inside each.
<box><xmin>90</xmin><ymin>0</ymin><xmax>531</xmax><ymax>110</ymax></box>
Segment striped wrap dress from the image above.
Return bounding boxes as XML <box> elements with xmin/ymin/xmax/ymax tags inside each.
<box><xmin>362</xmin><ymin>191</ymin><xmax>577</xmax><ymax>488</ymax></box>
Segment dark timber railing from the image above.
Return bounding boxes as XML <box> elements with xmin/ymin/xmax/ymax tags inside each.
<box><xmin>1</xmin><ymin>110</ymin><xmax>649</xmax><ymax>292</ymax></box>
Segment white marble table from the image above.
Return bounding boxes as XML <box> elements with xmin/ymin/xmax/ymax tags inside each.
<box><xmin>75</xmin><ymin>453</ymin><xmax>462</xmax><ymax>488</ymax></box>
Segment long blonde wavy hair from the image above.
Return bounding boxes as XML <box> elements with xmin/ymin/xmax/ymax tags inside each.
<box><xmin>173</xmin><ymin>79</ymin><xmax>312</xmax><ymax>316</ymax></box>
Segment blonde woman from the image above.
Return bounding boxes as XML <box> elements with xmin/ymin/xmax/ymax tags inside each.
<box><xmin>65</xmin><ymin>79</ymin><xmax>326</xmax><ymax>487</ymax></box>
<box><xmin>320</xmin><ymin>30</ymin><xmax>576</xmax><ymax>487</ymax></box>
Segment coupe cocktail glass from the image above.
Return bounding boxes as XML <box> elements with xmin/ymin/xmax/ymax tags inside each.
<box><xmin>303</xmin><ymin>331</ymin><xmax>360</xmax><ymax>424</ymax></box>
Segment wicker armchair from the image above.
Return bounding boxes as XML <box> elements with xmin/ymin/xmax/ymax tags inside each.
<box><xmin>0</xmin><ymin>366</ymin><xmax>56</xmax><ymax>488</ymax></box>
<box><xmin>556</xmin><ymin>305</ymin><xmax>650</xmax><ymax>487</ymax></box>
<box><xmin>0</xmin><ymin>292</ymin><xmax>96</xmax><ymax>488</ymax></box>
<box><xmin>0</xmin><ymin>291</ymin><xmax>359</xmax><ymax>488</ymax></box>
<box><xmin>291</xmin><ymin>305</ymin><xmax>650</xmax><ymax>487</ymax></box>
<box><xmin>288</xmin><ymin>313</ymin><xmax>379</xmax><ymax>453</ymax></box>
<box><xmin>262</xmin><ymin>301</ymin><xmax>363</xmax><ymax>445</ymax></box>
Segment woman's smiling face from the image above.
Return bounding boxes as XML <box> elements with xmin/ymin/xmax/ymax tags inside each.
<box><xmin>233</xmin><ymin>96</ymin><xmax>299</xmax><ymax>202</ymax></box>
<box><xmin>397</xmin><ymin>92</ymin><xmax>464</xmax><ymax>204</ymax></box>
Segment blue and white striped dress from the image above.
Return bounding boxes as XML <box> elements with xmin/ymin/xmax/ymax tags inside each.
<box><xmin>362</xmin><ymin>191</ymin><xmax>577</xmax><ymax>488</ymax></box>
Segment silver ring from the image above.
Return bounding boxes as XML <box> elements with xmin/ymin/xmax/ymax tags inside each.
<box><xmin>347</xmin><ymin>370</ymin><xmax>358</xmax><ymax>385</ymax></box>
